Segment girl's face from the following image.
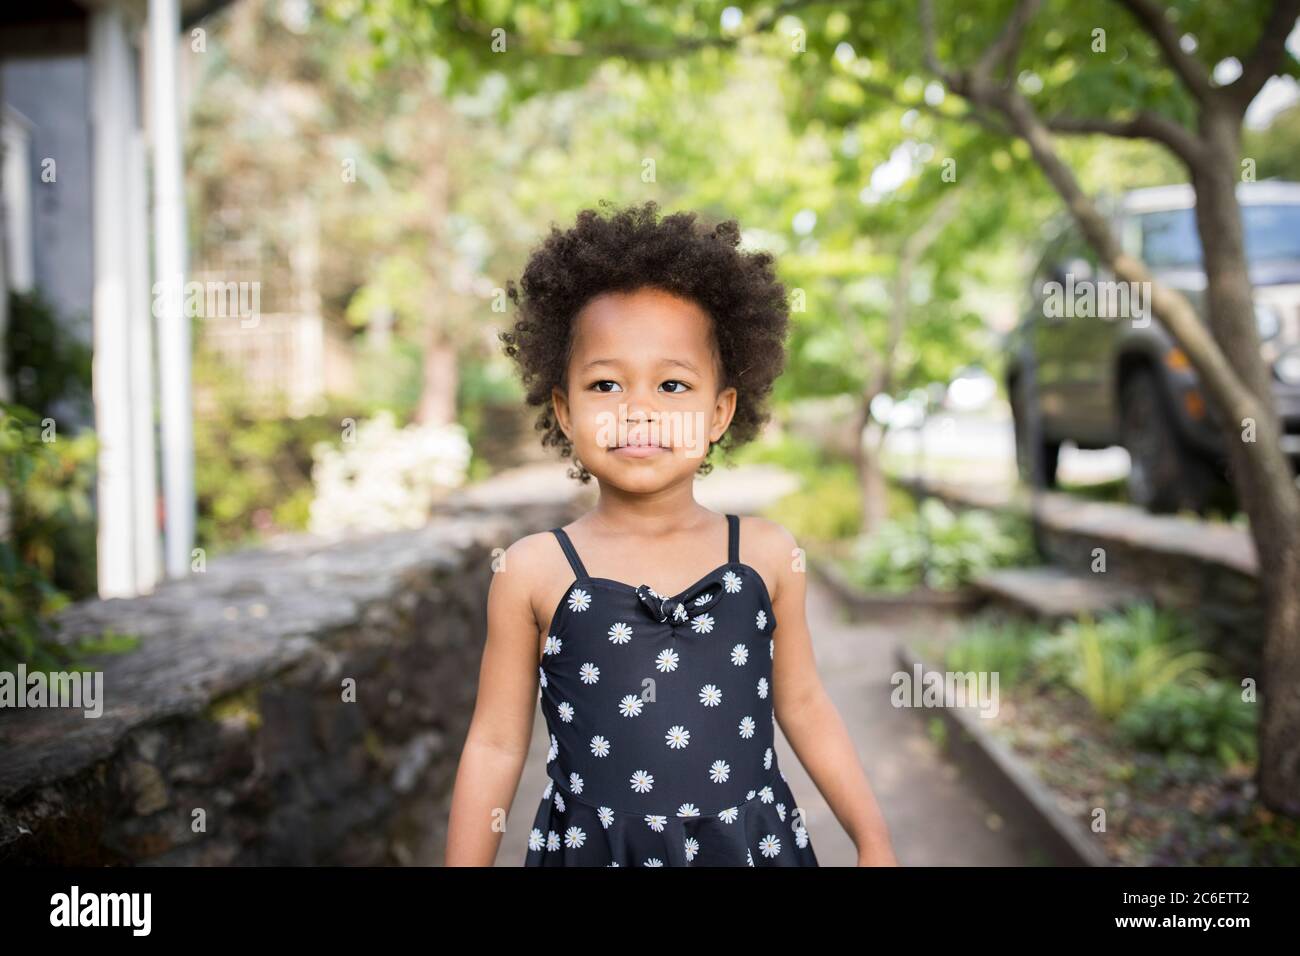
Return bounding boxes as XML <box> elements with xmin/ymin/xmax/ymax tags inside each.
<box><xmin>552</xmin><ymin>286</ymin><xmax>737</xmax><ymax>493</ymax></box>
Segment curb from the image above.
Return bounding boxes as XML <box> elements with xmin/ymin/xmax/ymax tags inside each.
<box><xmin>893</xmin><ymin>643</ymin><xmax>1112</xmax><ymax>867</ymax></box>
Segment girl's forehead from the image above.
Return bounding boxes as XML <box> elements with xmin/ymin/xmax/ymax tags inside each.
<box><xmin>572</xmin><ymin>290</ymin><xmax>714</xmax><ymax>354</ymax></box>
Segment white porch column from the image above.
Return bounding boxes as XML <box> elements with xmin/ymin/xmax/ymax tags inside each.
<box><xmin>89</xmin><ymin>5</ymin><xmax>137</xmax><ymax>597</ymax></box>
<box><xmin>149</xmin><ymin>0</ymin><xmax>194</xmax><ymax>579</ymax></box>
<box><xmin>127</xmin><ymin>127</ymin><xmax>161</xmax><ymax>591</ymax></box>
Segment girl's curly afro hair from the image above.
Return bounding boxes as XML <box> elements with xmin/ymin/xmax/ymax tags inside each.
<box><xmin>499</xmin><ymin>199</ymin><xmax>790</xmax><ymax>483</ymax></box>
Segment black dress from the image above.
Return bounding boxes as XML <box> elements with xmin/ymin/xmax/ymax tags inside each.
<box><xmin>523</xmin><ymin>513</ymin><xmax>820</xmax><ymax>867</ymax></box>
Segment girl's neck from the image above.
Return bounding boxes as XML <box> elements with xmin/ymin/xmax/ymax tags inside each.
<box><xmin>588</xmin><ymin>480</ymin><xmax>714</xmax><ymax>537</ymax></box>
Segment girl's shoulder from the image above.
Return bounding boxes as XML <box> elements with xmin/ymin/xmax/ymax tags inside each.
<box><xmin>493</xmin><ymin>529</ymin><xmax>577</xmax><ymax>636</ymax></box>
<box><xmin>735</xmin><ymin>515</ymin><xmax>800</xmax><ymax>605</ymax></box>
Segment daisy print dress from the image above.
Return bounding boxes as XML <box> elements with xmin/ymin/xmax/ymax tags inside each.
<box><xmin>525</xmin><ymin>513</ymin><xmax>820</xmax><ymax>867</ymax></box>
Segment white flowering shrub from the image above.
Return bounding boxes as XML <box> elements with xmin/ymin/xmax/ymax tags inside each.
<box><xmin>308</xmin><ymin>410</ymin><xmax>472</xmax><ymax>535</ymax></box>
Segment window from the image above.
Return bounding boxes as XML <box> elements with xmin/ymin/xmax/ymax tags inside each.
<box><xmin>1140</xmin><ymin>204</ymin><xmax>1300</xmax><ymax>268</ymax></box>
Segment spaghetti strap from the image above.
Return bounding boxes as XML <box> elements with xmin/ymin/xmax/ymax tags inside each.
<box><xmin>726</xmin><ymin>513</ymin><xmax>739</xmax><ymax>565</ymax></box>
<box><xmin>551</xmin><ymin>527</ymin><xmax>590</xmax><ymax>582</ymax></box>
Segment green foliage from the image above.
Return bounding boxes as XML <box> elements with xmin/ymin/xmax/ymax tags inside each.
<box><xmin>1031</xmin><ymin>605</ymin><xmax>1216</xmax><ymax>721</ymax></box>
<box><xmin>766</xmin><ymin>463</ymin><xmax>863</xmax><ymax>543</ymax></box>
<box><xmin>4</xmin><ymin>288</ymin><xmax>92</xmax><ymax>421</ymax></box>
<box><xmin>1115</xmin><ymin>680</ymin><xmax>1258</xmax><ymax>767</ymax></box>
<box><xmin>1244</xmin><ymin>102</ymin><xmax>1300</xmax><ymax>181</ymax></box>
<box><xmin>943</xmin><ymin>614</ymin><xmax>1043</xmax><ymax>688</ymax></box>
<box><xmin>0</xmin><ymin>402</ymin><xmax>98</xmax><ymax>670</ymax></box>
<box><xmin>842</xmin><ymin>498</ymin><xmax>1036</xmax><ymax>592</ymax></box>
<box><xmin>733</xmin><ymin>430</ymin><xmax>868</xmax><ymax>542</ymax></box>
<box><xmin>730</xmin><ymin>430</ymin><xmax>829</xmax><ymax>477</ymax></box>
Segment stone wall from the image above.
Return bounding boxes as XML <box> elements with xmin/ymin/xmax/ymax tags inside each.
<box><xmin>0</xmin><ymin>465</ymin><xmax>587</xmax><ymax>865</ymax></box>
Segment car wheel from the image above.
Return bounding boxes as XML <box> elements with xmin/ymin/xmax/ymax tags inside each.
<box><xmin>1119</xmin><ymin>366</ymin><xmax>1217</xmax><ymax>514</ymax></box>
<box><xmin>1011</xmin><ymin>376</ymin><xmax>1060</xmax><ymax>488</ymax></box>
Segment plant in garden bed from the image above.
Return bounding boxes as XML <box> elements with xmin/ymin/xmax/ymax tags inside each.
<box><xmin>1115</xmin><ymin>680</ymin><xmax>1258</xmax><ymax>769</ymax></box>
<box><xmin>839</xmin><ymin>498</ymin><xmax>1035</xmax><ymax>593</ymax></box>
<box><xmin>940</xmin><ymin>613</ymin><xmax>1042</xmax><ymax>689</ymax></box>
<box><xmin>933</xmin><ymin>605</ymin><xmax>1295</xmax><ymax>863</ymax></box>
<box><xmin>1029</xmin><ymin>605</ymin><xmax>1216</xmax><ymax>721</ymax></box>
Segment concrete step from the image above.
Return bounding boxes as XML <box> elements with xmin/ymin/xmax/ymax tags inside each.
<box><xmin>971</xmin><ymin>565</ymin><xmax>1148</xmax><ymax>620</ymax></box>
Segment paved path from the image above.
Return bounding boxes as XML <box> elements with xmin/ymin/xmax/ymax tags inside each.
<box><xmin>499</xmin><ymin>570</ymin><xmax>1038</xmax><ymax>866</ymax></box>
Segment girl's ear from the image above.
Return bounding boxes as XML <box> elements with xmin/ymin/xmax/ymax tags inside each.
<box><xmin>710</xmin><ymin>385</ymin><xmax>738</xmax><ymax>442</ymax></box>
<box><xmin>552</xmin><ymin>384</ymin><xmax>572</xmax><ymax>438</ymax></box>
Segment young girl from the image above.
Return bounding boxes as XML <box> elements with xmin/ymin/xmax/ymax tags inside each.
<box><xmin>445</xmin><ymin>200</ymin><xmax>898</xmax><ymax>867</ymax></box>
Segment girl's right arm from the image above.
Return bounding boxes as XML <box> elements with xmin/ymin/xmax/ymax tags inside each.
<box><xmin>444</xmin><ymin>535</ymin><xmax>548</xmax><ymax>866</ymax></box>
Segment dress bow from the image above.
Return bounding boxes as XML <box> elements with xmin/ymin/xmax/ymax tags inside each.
<box><xmin>634</xmin><ymin>578</ymin><xmax>728</xmax><ymax>629</ymax></box>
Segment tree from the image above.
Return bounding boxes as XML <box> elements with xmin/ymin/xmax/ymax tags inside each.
<box><xmin>905</xmin><ymin>0</ymin><xmax>1300</xmax><ymax>816</ymax></box>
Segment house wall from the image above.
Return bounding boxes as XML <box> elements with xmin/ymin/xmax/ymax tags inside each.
<box><xmin>2</xmin><ymin>55</ymin><xmax>94</xmax><ymax>346</ymax></box>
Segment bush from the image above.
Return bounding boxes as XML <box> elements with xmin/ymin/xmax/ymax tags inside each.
<box><xmin>842</xmin><ymin>498</ymin><xmax>1035</xmax><ymax>592</ymax></box>
<box><xmin>766</xmin><ymin>463</ymin><xmax>863</xmax><ymax>543</ymax></box>
<box><xmin>307</xmin><ymin>409</ymin><xmax>472</xmax><ymax>535</ymax></box>
<box><xmin>1115</xmin><ymin>680</ymin><xmax>1258</xmax><ymax>766</ymax></box>
<box><xmin>4</xmin><ymin>288</ymin><xmax>92</xmax><ymax>422</ymax></box>
<box><xmin>0</xmin><ymin>402</ymin><xmax>98</xmax><ymax>668</ymax></box>
<box><xmin>193</xmin><ymin>392</ymin><xmax>368</xmax><ymax>552</ymax></box>
<box><xmin>943</xmin><ymin>615</ymin><xmax>1044</xmax><ymax>688</ymax></box>
<box><xmin>1030</xmin><ymin>605</ymin><xmax>1215</xmax><ymax>720</ymax></box>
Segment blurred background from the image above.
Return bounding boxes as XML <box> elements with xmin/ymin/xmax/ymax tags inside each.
<box><xmin>2</xmin><ymin>0</ymin><xmax>1299</xmax><ymax>867</ymax></box>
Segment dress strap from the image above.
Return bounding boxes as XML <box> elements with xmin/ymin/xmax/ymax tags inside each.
<box><xmin>551</xmin><ymin>527</ymin><xmax>590</xmax><ymax>582</ymax></box>
<box><xmin>726</xmin><ymin>513</ymin><xmax>740</xmax><ymax>565</ymax></box>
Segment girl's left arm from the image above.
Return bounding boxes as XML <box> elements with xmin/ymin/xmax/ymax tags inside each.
<box><xmin>761</xmin><ymin>520</ymin><xmax>899</xmax><ymax>866</ymax></box>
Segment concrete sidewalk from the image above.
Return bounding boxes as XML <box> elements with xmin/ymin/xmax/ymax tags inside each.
<box><xmin>780</xmin><ymin>574</ymin><xmax>1037</xmax><ymax>865</ymax></box>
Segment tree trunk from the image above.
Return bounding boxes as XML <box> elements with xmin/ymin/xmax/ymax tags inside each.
<box><xmin>414</xmin><ymin>334</ymin><xmax>458</xmax><ymax>427</ymax></box>
<box><xmin>413</xmin><ymin>96</ymin><xmax>457</xmax><ymax>428</ymax></box>
<box><xmin>853</xmin><ymin>392</ymin><xmax>891</xmax><ymax>535</ymax></box>
<box><xmin>1194</xmin><ymin>107</ymin><xmax>1300</xmax><ymax>815</ymax></box>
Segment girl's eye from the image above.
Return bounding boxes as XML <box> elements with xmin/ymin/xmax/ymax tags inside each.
<box><xmin>591</xmin><ymin>380</ymin><xmax>622</xmax><ymax>393</ymax></box>
<box><xmin>660</xmin><ymin>380</ymin><xmax>690</xmax><ymax>394</ymax></box>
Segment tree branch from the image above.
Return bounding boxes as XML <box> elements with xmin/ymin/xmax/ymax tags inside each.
<box><xmin>1044</xmin><ymin>110</ymin><xmax>1203</xmax><ymax>167</ymax></box>
<box><xmin>919</xmin><ymin>0</ymin><xmax>958</xmax><ymax>87</ymax></box>
<box><xmin>1223</xmin><ymin>0</ymin><xmax>1300</xmax><ymax>112</ymax></box>
<box><xmin>974</xmin><ymin>0</ymin><xmax>1043</xmax><ymax>82</ymax></box>
<box><xmin>887</xmin><ymin>187</ymin><xmax>965</xmax><ymax>394</ymax></box>
<box><xmin>855</xmin><ymin>75</ymin><xmax>1012</xmax><ymax>137</ymax></box>
<box><xmin>1115</xmin><ymin>0</ymin><xmax>1214</xmax><ymax>101</ymax></box>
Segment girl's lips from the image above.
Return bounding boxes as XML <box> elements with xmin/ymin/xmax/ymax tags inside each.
<box><xmin>610</xmin><ymin>443</ymin><xmax>669</xmax><ymax>458</ymax></box>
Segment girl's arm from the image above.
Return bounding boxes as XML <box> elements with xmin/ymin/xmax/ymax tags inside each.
<box><xmin>444</xmin><ymin>536</ymin><xmax>547</xmax><ymax>866</ymax></box>
<box><xmin>759</xmin><ymin>519</ymin><xmax>900</xmax><ymax>866</ymax></box>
